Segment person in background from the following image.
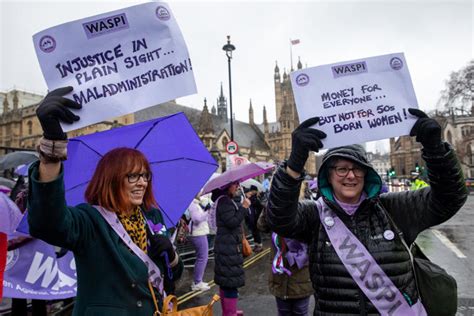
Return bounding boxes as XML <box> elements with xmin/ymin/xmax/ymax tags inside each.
<box><xmin>266</xmin><ymin>109</ymin><xmax>467</xmax><ymax>315</ymax></box>
<box><xmin>410</xmin><ymin>173</ymin><xmax>429</xmax><ymax>190</ymax></box>
<box><xmin>244</xmin><ymin>185</ymin><xmax>264</xmax><ymax>253</ymax></box>
<box><xmin>211</xmin><ymin>182</ymin><xmax>250</xmax><ymax>316</ymax></box>
<box><xmin>188</xmin><ymin>197</ymin><xmax>211</xmax><ymax>291</ymax></box>
<box><xmin>28</xmin><ymin>87</ymin><xmax>180</xmax><ymax>315</ymax></box>
<box><xmin>258</xmin><ymin>207</ymin><xmax>313</xmax><ymax>316</ymax></box>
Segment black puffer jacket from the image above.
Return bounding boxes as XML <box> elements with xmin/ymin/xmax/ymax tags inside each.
<box><xmin>267</xmin><ymin>143</ymin><xmax>467</xmax><ymax>315</ymax></box>
<box><xmin>213</xmin><ymin>195</ymin><xmax>246</xmax><ymax>288</ymax></box>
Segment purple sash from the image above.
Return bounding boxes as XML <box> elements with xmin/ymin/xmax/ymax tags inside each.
<box><xmin>94</xmin><ymin>206</ymin><xmax>164</xmax><ymax>294</ymax></box>
<box><xmin>316</xmin><ymin>198</ymin><xmax>426</xmax><ymax>316</ymax></box>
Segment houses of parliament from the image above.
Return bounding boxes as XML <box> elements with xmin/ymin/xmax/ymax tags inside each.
<box><xmin>0</xmin><ymin>60</ymin><xmax>318</xmax><ymax>175</ymax></box>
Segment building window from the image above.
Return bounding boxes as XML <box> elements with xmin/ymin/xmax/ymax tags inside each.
<box><xmin>447</xmin><ymin>130</ymin><xmax>453</xmax><ymax>144</ymax></box>
<box><xmin>222</xmin><ymin>137</ymin><xmax>228</xmax><ymax>148</ymax></box>
<box><xmin>27</xmin><ymin>120</ymin><xmax>33</xmax><ymax>135</ymax></box>
<box><xmin>467</xmin><ymin>145</ymin><xmax>473</xmax><ymax>166</ymax></box>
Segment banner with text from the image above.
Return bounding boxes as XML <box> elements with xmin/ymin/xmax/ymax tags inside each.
<box><xmin>33</xmin><ymin>2</ymin><xmax>197</xmax><ymax>131</ymax></box>
<box><xmin>290</xmin><ymin>53</ymin><xmax>418</xmax><ymax>149</ymax></box>
<box><xmin>3</xmin><ymin>238</ymin><xmax>76</xmax><ymax>299</ymax></box>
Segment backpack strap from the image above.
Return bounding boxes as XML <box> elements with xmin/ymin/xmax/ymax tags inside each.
<box><xmin>374</xmin><ymin>202</ymin><xmax>422</xmax><ymax>303</ymax></box>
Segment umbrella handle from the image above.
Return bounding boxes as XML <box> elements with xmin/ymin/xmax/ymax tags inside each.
<box><xmin>239</xmin><ymin>185</ymin><xmax>251</xmax><ymax>210</ymax></box>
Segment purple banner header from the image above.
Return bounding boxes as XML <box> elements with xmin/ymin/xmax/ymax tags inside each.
<box><xmin>82</xmin><ymin>13</ymin><xmax>129</xmax><ymax>39</ymax></box>
<box><xmin>331</xmin><ymin>61</ymin><xmax>368</xmax><ymax>78</ymax></box>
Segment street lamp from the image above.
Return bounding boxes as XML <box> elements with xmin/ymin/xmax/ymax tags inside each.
<box><xmin>222</xmin><ymin>35</ymin><xmax>236</xmax><ymax>141</ymax></box>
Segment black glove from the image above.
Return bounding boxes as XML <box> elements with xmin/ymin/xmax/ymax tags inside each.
<box><xmin>408</xmin><ymin>108</ymin><xmax>443</xmax><ymax>151</ymax></box>
<box><xmin>287</xmin><ymin>117</ymin><xmax>327</xmax><ymax>173</ymax></box>
<box><xmin>36</xmin><ymin>86</ymin><xmax>81</xmax><ymax>140</ymax></box>
<box><xmin>148</xmin><ymin>234</ymin><xmax>176</xmax><ymax>263</ymax></box>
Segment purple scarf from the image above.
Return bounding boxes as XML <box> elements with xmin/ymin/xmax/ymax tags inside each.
<box><xmin>333</xmin><ymin>191</ymin><xmax>367</xmax><ymax>216</ymax></box>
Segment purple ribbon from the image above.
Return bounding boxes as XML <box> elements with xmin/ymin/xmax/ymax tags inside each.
<box><xmin>271</xmin><ymin>233</ymin><xmax>291</xmax><ymax>276</ymax></box>
<box><xmin>146</xmin><ymin>219</ymin><xmax>163</xmax><ymax>234</ymax></box>
<box><xmin>160</xmin><ymin>252</ymin><xmax>173</xmax><ymax>280</ymax></box>
<box><xmin>284</xmin><ymin>238</ymin><xmax>309</xmax><ymax>269</ymax></box>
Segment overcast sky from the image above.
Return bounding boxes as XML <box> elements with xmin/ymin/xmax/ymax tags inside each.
<box><xmin>1</xmin><ymin>0</ymin><xmax>473</xmax><ymax>152</ymax></box>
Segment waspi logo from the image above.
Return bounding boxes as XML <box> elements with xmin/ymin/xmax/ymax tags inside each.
<box><xmin>331</xmin><ymin>61</ymin><xmax>367</xmax><ymax>78</ymax></box>
<box><xmin>83</xmin><ymin>13</ymin><xmax>129</xmax><ymax>39</ymax></box>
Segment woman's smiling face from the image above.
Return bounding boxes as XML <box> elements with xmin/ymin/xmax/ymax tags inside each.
<box><xmin>124</xmin><ymin>167</ymin><xmax>150</xmax><ymax>208</ymax></box>
<box><xmin>328</xmin><ymin>158</ymin><xmax>366</xmax><ymax>204</ymax></box>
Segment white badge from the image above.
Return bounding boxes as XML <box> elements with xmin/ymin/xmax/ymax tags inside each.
<box><xmin>383</xmin><ymin>230</ymin><xmax>395</xmax><ymax>241</ymax></box>
<box><xmin>324</xmin><ymin>216</ymin><xmax>335</xmax><ymax>227</ymax></box>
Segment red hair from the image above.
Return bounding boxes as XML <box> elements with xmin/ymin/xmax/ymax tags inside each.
<box><xmin>85</xmin><ymin>147</ymin><xmax>157</xmax><ymax>214</ymax></box>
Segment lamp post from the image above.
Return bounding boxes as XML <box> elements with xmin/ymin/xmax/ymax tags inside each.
<box><xmin>222</xmin><ymin>35</ymin><xmax>236</xmax><ymax>141</ymax></box>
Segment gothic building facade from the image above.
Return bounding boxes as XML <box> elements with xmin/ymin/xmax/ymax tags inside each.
<box><xmin>256</xmin><ymin>58</ymin><xmax>317</xmax><ymax>175</ymax></box>
<box><xmin>389</xmin><ymin>107</ymin><xmax>474</xmax><ymax>178</ymax></box>
<box><xmin>0</xmin><ymin>89</ymin><xmax>132</xmax><ymax>155</ymax></box>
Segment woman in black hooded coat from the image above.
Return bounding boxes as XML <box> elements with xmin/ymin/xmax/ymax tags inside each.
<box><xmin>211</xmin><ymin>182</ymin><xmax>250</xmax><ymax>316</ymax></box>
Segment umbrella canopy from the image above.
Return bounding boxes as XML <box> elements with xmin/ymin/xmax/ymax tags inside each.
<box><xmin>0</xmin><ymin>185</ymin><xmax>11</xmax><ymax>194</ymax></box>
<box><xmin>308</xmin><ymin>178</ymin><xmax>318</xmax><ymax>190</ymax></box>
<box><xmin>15</xmin><ymin>163</ymin><xmax>31</xmax><ymax>176</ymax></box>
<box><xmin>241</xmin><ymin>178</ymin><xmax>264</xmax><ymax>192</ymax></box>
<box><xmin>63</xmin><ymin>112</ymin><xmax>218</xmax><ymax>228</ymax></box>
<box><xmin>0</xmin><ymin>151</ymin><xmax>38</xmax><ymax>171</ymax></box>
<box><xmin>0</xmin><ymin>177</ymin><xmax>15</xmax><ymax>189</ymax></box>
<box><xmin>201</xmin><ymin>162</ymin><xmax>274</xmax><ymax>195</ymax></box>
<box><xmin>0</xmin><ymin>192</ymin><xmax>22</xmax><ymax>234</ymax></box>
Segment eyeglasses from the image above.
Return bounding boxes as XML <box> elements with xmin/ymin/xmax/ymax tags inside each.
<box><xmin>330</xmin><ymin>166</ymin><xmax>366</xmax><ymax>178</ymax></box>
<box><xmin>126</xmin><ymin>172</ymin><xmax>152</xmax><ymax>183</ymax></box>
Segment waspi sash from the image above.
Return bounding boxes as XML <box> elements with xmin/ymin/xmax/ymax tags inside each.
<box><xmin>94</xmin><ymin>206</ymin><xmax>164</xmax><ymax>294</ymax></box>
<box><xmin>316</xmin><ymin>198</ymin><xmax>426</xmax><ymax>316</ymax></box>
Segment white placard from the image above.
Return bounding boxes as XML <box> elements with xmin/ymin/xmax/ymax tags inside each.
<box><xmin>33</xmin><ymin>2</ymin><xmax>196</xmax><ymax>131</ymax></box>
<box><xmin>290</xmin><ymin>53</ymin><xmax>418</xmax><ymax>149</ymax></box>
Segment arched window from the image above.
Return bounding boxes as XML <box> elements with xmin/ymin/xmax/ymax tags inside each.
<box><xmin>467</xmin><ymin>144</ymin><xmax>473</xmax><ymax>165</ymax></box>
<box><xmin>27</xmin><ymin>121</ymin><xmax>33</xmax><ymax>135</ymax></box>
<box><xmin>222</xmin><ymin>136</ymin><xmax>228</xmax><ymax>148</ymax></box>
<box><xmin>447</xmin><ymin>130</ymin><xmax>453</xmax><ymax>145</ymax></box>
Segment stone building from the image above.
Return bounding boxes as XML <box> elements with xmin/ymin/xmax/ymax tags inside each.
<box><xmin>389</xmin><ymin>135</ymin><xmax>423</xmax><ymax>177</ymax></box>
<box><xmin>389</xmin><ymin>107</ymin><xmax>474</xmax><ymax>178</ymax></box>
<box><xmin>437</xmin><ymin>108</ymin><xmax>474</xmax><ymax>178</ymax></box>
<box><xmin>135</xmin><ymin>97</ymin><xmax>272</xmax><ymax>174</ymax></box>
<box><xmin>0</xmin><ymin>89</ymin><xmax>132</xmax><ymax>155</ymax></box>
<box><xmin>256</xmin><ymin>58</ymin><xmax>317</xmax><ymax>175</ymax></box>
<box><xmin>367</xmin><ymin>151</ymin><xmax>391</xmax><ymax>179</ymax></box>
<box><xmin>1</xmin><ymin>58</ymin><xmax>316</xmax><ymax>175</ymax></box>
<box><xmin>0</xmin><ymin>90</ymin><xmax>43</xmax><ymax>151</ymax></box>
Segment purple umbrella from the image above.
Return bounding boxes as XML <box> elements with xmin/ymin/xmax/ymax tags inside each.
<box><xmin>308</xmin><ymin>178</ymin><xmax>318</xmax><ymax>190</ymax></box>
<box><xmin>63</xmin><ymin>112</ymin><xmax>218</xmax><ymax>228</ymax></box>
<box><xmin>0</xmin><ymin>192</ymin><xmax>22</xmax><ymax>234</ymax></box>
<box><xmin>201</xmin><ymin>162</ymin><xmax>274</xmax><ymax>195</ymax></box>
<box><xmin>15</xmin><ymin>163</ymin><xmax>31</xmax><ymax>176</ymax></box>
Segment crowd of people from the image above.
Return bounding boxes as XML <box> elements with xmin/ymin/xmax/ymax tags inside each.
<box><xmin>0</xmin><ymin>86</ymin><xmax>468</xmax><ymax>316</ymax></box>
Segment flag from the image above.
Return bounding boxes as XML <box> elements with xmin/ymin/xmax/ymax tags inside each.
<box><xmin>291</xmin><ymin>39</ymin><xmax>300</xmax><ymax>45</ymax></box>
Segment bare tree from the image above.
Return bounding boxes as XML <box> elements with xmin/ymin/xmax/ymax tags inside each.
<box><xmin>437</xmin><ymin>60</ymin><xmax>474</xmax><ymax>116</ymax></box>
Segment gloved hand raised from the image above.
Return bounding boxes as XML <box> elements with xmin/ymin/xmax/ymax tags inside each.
<box><xmin>148</xmin><ymin>234</ymin><xmax>176</xmax><ymax>263</ymax></box>
<box><xmin>36</xmin><ymin>86</ymin><xmax>81</xmax><ymax>140</ymax></box>
<box><xmin>408</xmin><ymin>108</ymin><xmax>443</xmax><ymax>151</ymax></box>
<box><xmin>287</xmin><ymin>117</ymin><xmax>327</xmax><ymax>173</ymax></box>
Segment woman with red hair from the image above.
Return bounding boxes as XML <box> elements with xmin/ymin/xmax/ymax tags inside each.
<box><xmin>28</xmin><ymin>87</ymin><xmax>180</xmax><ymax>315</ymax></box>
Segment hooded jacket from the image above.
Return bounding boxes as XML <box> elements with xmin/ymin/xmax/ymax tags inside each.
<box><xmin>212</xmin><ymin>192</ymin><xmax>246</xmax><ymax>289</ymax></box>
<box><xmin>267</xmin><ymin>143</ymin><xmax>467</xmax><ymax>315</ymax></box>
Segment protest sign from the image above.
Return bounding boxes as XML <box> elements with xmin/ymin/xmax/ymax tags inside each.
<box><xmin>290</xmin><ymin>53</ymin><xmax>418</xmax><ymax>149</ymax></box>
<box><xmin>33</xmin><ymin>2</ymin><xmax>196</xmax><ymax>131</ymax></box>
<box><xmin>3</xmin><ymin>237</ymin><xmax>76</xmax><ymax>299</ymax></box>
